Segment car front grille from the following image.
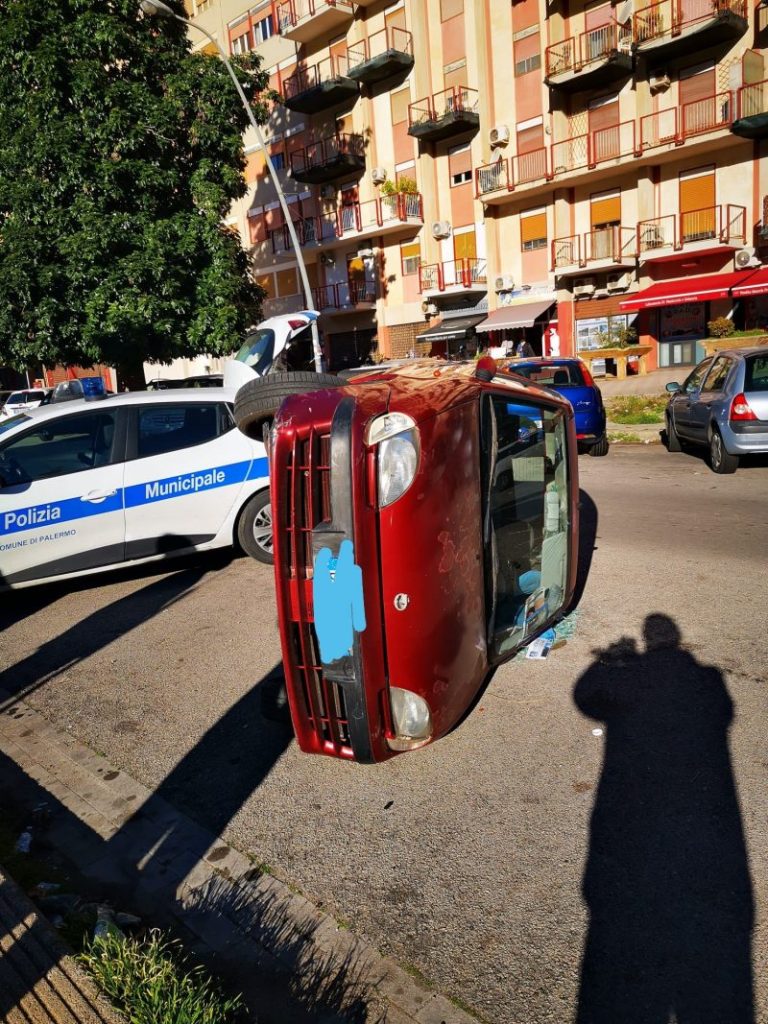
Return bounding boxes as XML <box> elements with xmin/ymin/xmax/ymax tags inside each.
<box><xmin>284</xmin><ymin>429</ymin><xmax>332</xmax><ymax>579</ymax></box>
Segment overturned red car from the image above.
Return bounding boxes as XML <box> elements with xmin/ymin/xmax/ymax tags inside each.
<box><xmin>235</xmin><ymin>359</ymin><xmax>579</xmax><ymax>762</ymax></box>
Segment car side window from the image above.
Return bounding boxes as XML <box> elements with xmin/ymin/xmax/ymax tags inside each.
<box><xmin>0</xmin><ymin>412</ymin><xmax>117</xmax><ymax>486</ymax></box>
<box><xmin>700</xmin><ymin>357</ymin><xmax>731</xmax><ymax>393</ymax></box>
<box><xmin>683</xmin><ymin>359</ymin><xmax>713</xmax><ymax>393</ymax></box>
<box><xmin>135</xmin><ymin>403</ymin><xmax>231</xmax><ymax>459</ymax></box>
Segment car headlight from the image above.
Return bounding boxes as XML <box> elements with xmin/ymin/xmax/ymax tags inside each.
<box><xmin>388</xmin><ymin>687</ymin><xmax>433</xmax><ymax>751</ymax></box>
<box><xmin>365</xmin><ymin>413</ymin><xmax>419</xmax><ymax>507</ymax></box>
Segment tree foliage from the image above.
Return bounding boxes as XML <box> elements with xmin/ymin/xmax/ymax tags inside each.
<box><xmin>0</xmin><ymin>0</ymin><xmax>270</xmax><ymax>383</ymax></box>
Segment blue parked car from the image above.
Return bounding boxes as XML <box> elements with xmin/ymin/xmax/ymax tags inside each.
<box><xmin>505</xmin><ymin>357</ymin><xmax>608</xmax><ymax>456</ymax></box>
<box><xmin>664</xmin><ymin>346</ymin><xmax>768</xmax><ymax>474</ymax></box>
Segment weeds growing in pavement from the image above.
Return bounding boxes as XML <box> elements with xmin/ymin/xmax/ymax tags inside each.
<box><xmin>78</xmin><ymin>928</ymin><xmax>243</xmax><ymax>1024</ymax></box>
<box><xmin>604</xmin><ymin>394</ymin><xmax>668</xmax><ymax>424</ymax></box>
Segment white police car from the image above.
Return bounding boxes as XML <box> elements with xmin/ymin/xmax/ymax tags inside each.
<box><xmin>0</xmin><ymin>388</ymin><xmax>271</xmax><ymax>590</ymax></box>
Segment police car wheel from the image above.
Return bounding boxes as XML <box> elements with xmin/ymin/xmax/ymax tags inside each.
<box><xmin>238</xmin><ymin>489</ymin><xmax>275</xmax><ymax>564</ymax></box>
<box><xmin>233</xmin><ymin>372</ymin><xmax>346</xmax><ymax>440</ymax></box>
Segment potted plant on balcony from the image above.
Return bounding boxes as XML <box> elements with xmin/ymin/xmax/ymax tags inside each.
<box><xmin>380</xmin><ymin>176</ymin><xmax>418</xmax><ymax>195</ymax></box>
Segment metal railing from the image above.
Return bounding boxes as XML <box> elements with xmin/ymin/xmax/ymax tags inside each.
<box><xmin>681</xmin><ymin>91</ymin><xmax>732</xmax><ymax>137</ymax></box>
<box><xmin>335</xmin><ymin>194</ymin><xmax>423</xmax><ymax>237</ymax></box>
<box><xmin>552</xmin><ymin>227</ymin><xmax>637</xmax><ymax>269</ymax></box>
<box><xmin>552</xmin><ymin>235</ymin><xmax>581</xmax><ymax>269</ymax></box>
<box><xmin>419</xmin><ymin>258</ymin><xmax>486</xmax><ymax>291</ymax></box>
<box><xmin>551</xmin><ymin>134</ymin><xmax>589</xmax><ymax>175</ymax></box>
<box><xmin>289</xmin><ymin>132</ymin><xmax>365</xmax><ymax>176</ymax></box>
<box><xmin>347</xmin><ymin>26</ymin><xmax>413</xmax><ymax>69</ymax></box>
<box><xmin>640</xmin><ymin>107</ymin><xmax>680</xmax><ymax>149</ymax></box>
<box><xmin>738</xmin><ymin>78</ymin><xmax>768</xmax><ymax>119</ymax></box>
<box><xmin>513</xmin><ymin>147</ymin><xmax>550</xmax><ymax>185</ymax></box>
<box><xmin>475</xmin><ymin>158</ymin><xmax>511</xmax><ymax>196</ymax></box>
<box><xmin>637</xmin><ymin>205</ymin><xmax>746</xmax><ymax>251</ymax></box>
<box><xmin>277</xmin><ymin>0</ymin><xmax>353</xmax><ymax>33</ymax></box>
<box><xmin>633</xmin><ymin>0</ymin><xmax>746</xmax><ymax>45</ymax></box>
<box><xmin>408</xmin><ymin>87</ymin><xmax>479</xmax><ymax>128</ymax></box>
<box><xmin>546</xmin><ymin>22</ymin><xmax>632</xmax><ymax>78</ymax></box>
<box><xmin>283</xmin><ymin>55</ymin><xmax>351</xmax><ymax>101</ymax></box>
<box><xmin>637</xmin><ymin>215</ymin><xmax>677</xmax><ymax>253</ymax></box>
<box><xmin>312</xmin><ymin>281</ymin><xmax>376</xmax><ymax>308</ymax></box>
<box><xmin>269</xmin><ymin>215</ymin><xmax>326</xmax><ymax>254</ymax></box>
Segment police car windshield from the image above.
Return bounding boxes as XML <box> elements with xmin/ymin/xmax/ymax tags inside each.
<box><xmin>234</xmin><ymin>329</ymin><xmax>275</xmax><ymax>376</ymax></box>
<box><xmin>0</xmin><ymin>414</ymin><xmax>30</xmax><ymax>435</ymax></box>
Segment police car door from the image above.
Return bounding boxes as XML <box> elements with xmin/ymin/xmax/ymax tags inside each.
<box><xmin>122</xmin><ymin>399</ymin><xmax>253</xmax><ymax>558</ymax></box>
<box><xmin>0</xmin><ymin>408</ymin><xmax>125</xmax><ymax>586</ymax></box>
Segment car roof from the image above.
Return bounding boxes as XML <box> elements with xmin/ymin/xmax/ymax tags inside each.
<box><xmin>2</xmin><ymin>388</ymin><xmax>238</xmax><ymax>430</ymax></box>
<box><xmin>716</xmin><ymin>346</ymin><xmax>768</xmax><ymax>359</ymax></box>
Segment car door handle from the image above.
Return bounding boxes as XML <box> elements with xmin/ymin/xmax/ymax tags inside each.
<box><xmin>81</xmin><ymin>489</ymin><xmax>117</xmax><ymax>504</ymax></box>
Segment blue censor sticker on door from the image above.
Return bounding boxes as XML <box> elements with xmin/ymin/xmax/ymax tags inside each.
<box><xmin>313</xmin><ymin>540</ymin><xmax>366</xmax><ymax>663</ymax></box>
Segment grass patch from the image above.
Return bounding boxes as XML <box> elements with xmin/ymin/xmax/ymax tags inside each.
<box><xmin>604</xmin><ymin>394</ymin><xmax>667</xmax><ymax>424</ymax></box>
<box><xmin>710</xmin><ymin>328</ymin><xmax>767</xmax><ymax>339</ymax></box>
<box><xmin>79</xmin><ymin>929</ymin><xmax>243</xmax><ymax>1024</ymax></box>
<box><xmin>607</xmin><ymin>430</ymin><xmax>644</xmax><ymax>444</ymax></box>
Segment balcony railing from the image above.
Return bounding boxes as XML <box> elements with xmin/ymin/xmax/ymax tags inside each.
<box><xmin>545</xmin><ymin>23</ymin><xmax>633</xmax><ymax>83</ymax></box>
<box><xmin>551</xmin><ymin>122</ymin><xmax>636</xmax><ymax>173</ymax></box>
<box><xmin>733</xmin><ymin>79</ymin><xmax>768</xmax><ymax>138</ymax></box>
<box><xmin>269</xmin><ymin>215</ymin><xmax>329</xmax><ymax>254</ymax></box>
<box><xmin>312</xmin><ymin>281</ymin><xmax>376</xmax><ymax>309</ymax></box>
<box><xmin>289</xmin><ymin>132</ymin><xmax>365</xmax><ymax>184</ymax></box>
<box><xmin>408</xmin><ymin>87</ymin><xmax>480</xmax><ymax>141</ymax></box>
<box><xmin>277</xmin><ymin>0</ymin><xmax>353</xmax><ymax>42</ymax></box>
<box><xmin>640</xmin><ymin>108</ymin><xmax>680</xmax><ymax>150</ymax></box>
<box><xmin>552</xmin><ymin>227</ymin><xmax>637</xmax><ymax>270</ymax></box>
<box><xmin>681</xmin><ymin>92</ymin><xmax>732</xmax><ymax>137</ymax></box>
<box><xmin>346</xmin><ymin>27</ymin><xmax>414</xmax><ymax>84</ymax></box>
<box><xmin>336</xmin><ymin>193</ymin><xmax>423</xmax><ymax>236</ymax></box>
<box><xmin>475</xmin><ymin>158</ymin><xmax>512</xmax><ymax>197</ymax></box>
<box><xmin>282</xmin><ymin>56</ymin><xmax>359</xmax><ymax>114</ymax></box>
<box><xmin>637</xmin><ymin>205</ymin><xmax>746</xmax><ymax>254</ymax></box>
<box><xmin>419</xmin><ymin>258</ymin><xmax>487</xmax><ymax>292</ymax></box>
<box><xmin>633</xmin><ymin>0</ymin><xmax>747</xmax><ymax>49</ymax></box>
<box><xmin>514</xmin><ymin>147</ymin><xmax>550</xmax><ymax>186</ymax></box>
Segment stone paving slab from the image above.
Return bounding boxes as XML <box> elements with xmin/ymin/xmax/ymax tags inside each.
<box><xmin>0</xmin><ymin>690</ymin><xmax>480</xmax><ymax>1024</ymax></box>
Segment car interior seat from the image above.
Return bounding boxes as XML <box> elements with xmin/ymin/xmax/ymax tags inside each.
<box><xmin>552</xmin><ymin>370</ymin><xmax>570</xmax><ymax>386</ymax></box>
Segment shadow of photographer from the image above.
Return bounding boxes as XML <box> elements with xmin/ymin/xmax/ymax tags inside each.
<box><xmin>574</xmin><ymin>614</ymin><xmax>754</xmax><ymax>1024</ymax></box>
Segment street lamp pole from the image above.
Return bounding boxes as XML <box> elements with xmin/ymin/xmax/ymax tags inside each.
<box><xmin>139</xmin><ymin>0</ymin><xmax>325</xmax><ymax>372</ymax></box>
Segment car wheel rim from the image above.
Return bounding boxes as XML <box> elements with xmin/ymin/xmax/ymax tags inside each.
<box><xmin>252</xmin><ymin>504</ymin><xmax>273</xmax><ymax>553</ymax></box>
<box><xmin>711</xmin><ymin>434</ymin><xmax>722</xmax><ymax>468</ymax></box>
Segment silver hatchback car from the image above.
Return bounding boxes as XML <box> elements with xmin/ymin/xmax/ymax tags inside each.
<box><xmin>665</xmin><ymin>347</ymin><xmax>768</xmax><ymax>473</ymax></box>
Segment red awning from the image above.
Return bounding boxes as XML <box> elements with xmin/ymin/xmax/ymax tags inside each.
<box><xmin>731</xmin><ymin>267</ymin><xmax>768</xmax><ymax>298</ymax></box>
<box><xmin>619</xmin><ymin>271</ymin><xmax>758</xmax><ymax>311</ymax></box>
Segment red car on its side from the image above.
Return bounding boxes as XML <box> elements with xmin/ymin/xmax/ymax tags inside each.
<box><xmin>235</xmin><ymin>359</ymin><xmax>579</xmax><ymax>762</ymax></box>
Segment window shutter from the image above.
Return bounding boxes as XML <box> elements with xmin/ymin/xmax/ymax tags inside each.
<box><xmin>520</xmin><ymin>211</ymin><xmax>547</xmax><ymax>243</ymax></box>
<box><xmin>517</xmin><ymin>123</ymin><xmax>544</xmax><ymax>153</ymax></box>
<box><xmin>453</xmin><ymin>229</ymin><xmax>477</xmax><ymax>260</ymax></box>
<box><xmin>590</xmin><ymin>193</ymin><xmax>621</xmax><ymax>225</ymax></box>
<box><xmin>679</xmin><ymin>169</ymin><xmax>715</xmax><ymax>213</ymax></box>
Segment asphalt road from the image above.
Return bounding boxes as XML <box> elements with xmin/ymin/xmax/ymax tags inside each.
<box><xmin>2</xmin><ymin>445</ymin><xmax>767</xmax><ymax>1024</ymax></box>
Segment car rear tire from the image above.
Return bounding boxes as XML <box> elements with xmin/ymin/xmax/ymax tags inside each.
<box><xmin>234</xmin><ymin>372</ymin><xmax>346</xmax><ymax>441</ymax></box>
<box><xmin>587</xmin><ymin>434</ymin><xmax>609</xmax><ymax>457</ymax></box>
<box><xmin>709</xmin><ymin>427</ymin><xmax>738</xmax><ymax>475</ymax></box>
<box><xmin>237</xmin><ymin>488</ymin><xmax>275</xmax><ymax>564</ymax></box>
<box><xmin>665</xmin><ymin>414</ymin><xmax>682</xmax><ymax>452</ymax></box>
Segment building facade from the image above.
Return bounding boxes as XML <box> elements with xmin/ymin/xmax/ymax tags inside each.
<box><xmin>184</xmin><ymin>0</ymin><xmax>768</xmax><ymax>371</ymax></box>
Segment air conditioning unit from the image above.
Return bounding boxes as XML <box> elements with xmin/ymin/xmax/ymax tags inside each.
<box><xmin>494</xmin><ymin>274</ymin><xmax>515</xmax><ymax>292</ymax></box>
<box><xmin>607</xmin><ymin>272</ymin><xmax>630</xmax><ymax>291</ymax></box>
<box><xmin>371</xmin><ymin>166</ymin><xmax>387</xmax><ymax>184</ymax></box>
<box><xmin>319</xmin><ymin>251</ymin><xmax>336</xmax><ymax>266</ymax></box>
<box><xmin>431</xmin><ymin>220</ymin><xmax>452</xmax><ymax>239</ymax></box>
<box><xmin>421</xmin><ymin>300</ymin><xmax>439</xmax><ymax>315</ymax></box>
<box><xmin>574</xmin><ymin>278</ymin><xmax>596</xmax><ymax>297</ymax></box>
<box><xmin>649</xmin><ymin>72</ymin><xmax>671</xmax><ymax>94</ymax></box>
<box><xmin>489</xmin><ymin>125</ymin><xmax>510</xmax><ymax>148</ymax></box>
<box><xmin>320</xmin><ymin>184</ymin><xmax>337</xmax><ymax>200</ymax></box>
<box><xmin>735</xmin><ymin>246</ymin><xmax>761</xmax><ymax>270</ymax></box>
<box><xmin>357</xmin><ymin>247</ymin><xmax>374</xmax><ymax>259</ymax></box>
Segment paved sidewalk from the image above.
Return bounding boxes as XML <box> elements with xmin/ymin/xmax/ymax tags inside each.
<box><xmin>0</xmin><ymin>866</ymin><xmax>124</xmax><ymax>1024</ymax></box>
<box><xmin>0</xmin><ymin>689</ymin><xmax>477</xmax><ymax>1024</ymax></box>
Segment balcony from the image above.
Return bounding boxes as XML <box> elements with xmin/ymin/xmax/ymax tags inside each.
<box><xmin>551</xmin><ymin>120</ymin><xmax>637</xmax><ymax>174</ymax></box>
<box><xmin>545</xmin><ymin>24</ymin><xmax>633</xmax><ymax>93</ymax></box>
<box><xmin>408</xmin><ymin>88</ymin><xmax>480</xmax><ymax>142</ymax></box>
<box><xmin>268</xmin><ymin>215</ymin><xmax>331</xmax><ymax>255</ymax></box>
<box><xmin>313</xmin><ymin>281</ymin><xmax>377</xmax><ymax>310</ymax></box>
<box><xmin>732</xmin><ymin>80</ymin><xmax>768</xmax><ymax>139</ymax></box>
<box><xmin>277</xmin><ymin>0</ymin><xmax>353</xmax><ymax>44</ymax></box>
<box><xmin>334</xmin><ymin>193</ymin><xmax>424</xmax><ymax>243</ymax></box>
<box><xmin>633</xmin><ymin>0</ymin><xmax>747</xmax><ymax>60</ymax></box>
<box><xmin>637</xmin><ymin>205</ymin><xmax>746</xmax><ymax>260</ymax></box>
<box><xmin>289</xmin><ymin>133</ymin><xmax>365</xmax><ymax>185</ymax></box>
<box><xmin>551</xmin><ymin>227</ymin><xmax>637</xmax><ymax>274</ymax></box>
<box><xmin>475</xmin><ymin>158</ymin><xmax>512</xmax><ymax>199</ymax></box>
<box><xmin>639</xmin><ymin>93</ymin><xmax>733</xmax><ymax>151</ymax></box>
<box><xmin>346</xmin><ymin>28</ymin><xmax>414</xmax><ymax>86</ymax></box>
<box><xmin>282</xmin><ymin>57</ymin><xmax>359</xmax><ymax>115</ymax></box>
<box><xmin>419</xmin><ymin>258</ymin><xmax>487</xmax><ymax>294</ymax></box>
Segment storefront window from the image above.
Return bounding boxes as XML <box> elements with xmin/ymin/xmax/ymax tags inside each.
<box><xmin>657</xmin><ymin>303</ymin><xmax>706</xmax><ymax>367</ymax></box>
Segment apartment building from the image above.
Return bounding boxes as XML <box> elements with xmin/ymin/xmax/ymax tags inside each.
<box><xmin>184</xmin><ymin>0</ymin><xmax>768</xmax><ymax>370</ymax></box>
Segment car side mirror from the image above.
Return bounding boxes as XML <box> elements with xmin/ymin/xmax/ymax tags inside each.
<box><xmin>665</xmin><ymin>382</ymin><xmax>682</xmax><ymax>393</ymax></box>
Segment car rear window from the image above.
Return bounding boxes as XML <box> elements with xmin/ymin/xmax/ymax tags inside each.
<box><xmin>511</xmin><ymin>363</ymin><xmax>586</xmax><ymax>387</ymax></box>
<box><xmin>744</xmin><ymin>355</ymin><xmax>768</xmax><ymax>393</ymax></box>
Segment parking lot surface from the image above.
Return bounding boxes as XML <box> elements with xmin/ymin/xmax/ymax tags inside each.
<box><xmin>2</xmin><ymin>446</ymin><xmax>767</xmax><ymax>1023</ymax></box>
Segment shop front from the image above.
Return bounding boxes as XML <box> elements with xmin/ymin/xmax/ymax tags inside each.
<box><xmin>573</xmin><ymin>293</ymin><xmax>639</xmax><ymax>377</ymax></box>
<box><xmin>474</xmin><ymin>295</ymin><xmax>555</xmax><ymax>357</ymax></box>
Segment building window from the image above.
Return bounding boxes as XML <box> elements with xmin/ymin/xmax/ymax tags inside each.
<box><xmin>452</xmin><ymin>169</ymin><xmax>472</xmax><ymax>185</ymax></box>
<box><xmin>448</xmin><ymin>142</ymin><xmax>472</xmax><ymax>187</ymax></box>
<box><xmin>253</xmin><ymin>13</ymin><xmax>274</xmax><ymax>42</ymax></box>
<box><xmin>401</xmin><ymin>241</ymin><xmax>420</xmax><ymax>276</ymax></box>
<box><xmin>514</xmin><ymin>53</ymin><xmax>541</xmax><ymax>77</ymax></box>
<box><xmin>520</xmin><ymin>209</ymin><xmax>547</xmax><ymax>251</ymax></box>
<box><xmin>231</xmin><ymin>32</ymin><xmax>251</xmax><ymax>55</ymax></box>
<box><xmin>270</xmin><ymin>151</ymin><xmax>285</xmax><ymax>171</ymax></box>
<box><xmin>192</xmin><ymin>0</ymin><xmax>212</xmax><ymax>14</ymax></box>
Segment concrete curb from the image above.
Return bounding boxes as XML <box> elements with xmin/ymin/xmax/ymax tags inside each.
<box><xmin>0</xmin><ymin>690</ymin><xmax>480</xmax><ymax>1024</ymax></box>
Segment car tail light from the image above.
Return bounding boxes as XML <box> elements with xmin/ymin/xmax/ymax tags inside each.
<box><xmin>730</xmin><ymin>393</ymin><xmax>757</xmax><ymax>422</ymax></box>
<box><xmin>581</xmin><ymin>366</ymin><xmax>595</xmax><ymax>387</ymax></box>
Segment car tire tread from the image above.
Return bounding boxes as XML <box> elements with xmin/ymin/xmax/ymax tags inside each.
<box><xmin>234</xmin><ymin>372</ymin><xmax>346</xmax><ymax>440</ymax></box>
<box><xmin>709</xmin><ymin>426</ymin><xmax>738</xmax><ymax>474</ymax></box>
<box><xmin>237</xmin><ymin>488</ymin><xmax>275</xmax><ymax>563</ymax></box>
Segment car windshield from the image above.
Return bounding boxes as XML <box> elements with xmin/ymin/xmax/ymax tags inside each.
<box><xmin>480</xmin><ymin>394</ymin><xmax>571</xmax><ymax>661</ymax></box>
<box><xmin>0</xmin><ymin>414</ymin><xmax>30</xmax><ymax>436</ymax></box>
<box><xmin>234</xmin><ymin>329</ymin><xmax>275</xmax><ymax>376</ymax></box>
<box><xmin>744</xmin><ymin>354</ymin><xmax>768</xmax><ymax>393</ymax></box>
<box><xmin>510</xmin><ymin>363</ymin><xmax>586</xmax><ymax>387</ymax></box>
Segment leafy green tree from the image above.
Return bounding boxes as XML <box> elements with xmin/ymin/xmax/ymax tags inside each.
<box><xmin>0</xmin><ymin>0</ymin><xmax>270</xmax><ymax>388</ymax></box>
